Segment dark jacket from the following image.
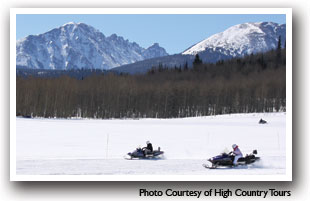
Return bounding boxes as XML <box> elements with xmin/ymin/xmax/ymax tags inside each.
<box><xmin>146</xmin><ymin>143</ymin><xmax>153</xmax><ymax>152</ymax></box>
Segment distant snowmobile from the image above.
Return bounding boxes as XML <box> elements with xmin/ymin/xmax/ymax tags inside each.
<box><xmin>203</xmin><ymin>150</ymin><xmax>260</xmax><ymax>169</ymax></box>
<box><xmin>259</xmin><ymin>118</ymin><xmax>267</xmax><ymax>124</ymax></box>
<box><xmin>125</xmin><ymin>147</ymin><xmax>164</xmax><ymax>160</ymax></box>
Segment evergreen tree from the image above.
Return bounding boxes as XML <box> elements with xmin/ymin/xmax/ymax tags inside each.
<box><xmin>277</xmin><ymin>35</ymin><xmax>282</xmax><ymax>50</ymax></box>
<box><xmin>193</xmin><ymin>54</ymin><xmax>202</xmax><ymax>71</ymax></box>
<box><xmin>184</xmin><ymin>61</ymin><xmax>188</xmax><ymax>71</ymax></box>
<box><xmin>276</xmin><ymin>35</ymin><xmax>282</xmax><ymax>68</ymax></box>
<box><xmin>193</xmin><ymin>54</ymin><xmax>202</xmax><ymax>65</ymax></box>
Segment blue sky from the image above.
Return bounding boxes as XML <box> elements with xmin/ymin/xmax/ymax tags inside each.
<box><xmin>16</xmin><ymin>14</ymin><xmax>286</xmax><ymax>54</ymax></box>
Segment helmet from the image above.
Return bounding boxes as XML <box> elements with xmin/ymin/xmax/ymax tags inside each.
<box><xmin>232</xmin><ymin>144</ymin><xmax>237</xmax><ymax>149</ymax></box>
<box><xmin>146</xmin><ymin>141</ymin><xmax>150</xmax><ymax>144</ymax></box>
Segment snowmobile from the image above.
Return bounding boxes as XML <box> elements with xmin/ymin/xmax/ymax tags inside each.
<box><xmin>203</xmin><ymin>150</ymin><xmax>260</xmax><ymax>169</ymax></box>
<box><xmin>126</xmin><ymin>147</ymin><xmax>164</xmax><ymax>160</ymax></box>
<box><xmin>259</xmin><ymin>119</ymin><xmax>267</xmax><ymax>124</ymax></box>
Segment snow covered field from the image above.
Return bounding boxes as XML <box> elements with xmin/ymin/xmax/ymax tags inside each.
<box><xmin>15</xmin><ymin>113</ymin><xmax>286</xmax><ymax>177</ymax></box>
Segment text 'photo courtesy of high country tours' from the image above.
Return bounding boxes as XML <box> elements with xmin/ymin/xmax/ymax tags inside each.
<box><xmin>11</xmin><ymin>8</ymin><xmax>292</xmax><ymax>181</ymax></box>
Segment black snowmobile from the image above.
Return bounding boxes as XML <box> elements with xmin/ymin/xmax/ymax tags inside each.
<box><xmin>126</xmin><ymin>147</ymin><xmax>164</xmax><ymax>160</ymax></box>
<box><xmin>203</xmin><ymin>150</ymin><xmax>260</xmax><ymax>169</ymax></box>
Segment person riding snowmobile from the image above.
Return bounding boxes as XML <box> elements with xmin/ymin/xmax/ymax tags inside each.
<box><xmin>231</xmin><ymin>144</ymin><xmax>243</xmax><ymax>165</ymax></box>
<box><xmin>143</xmin><ymin>141</ymin><xmax>153</xmax><ymax>156</ymax></box>
<box><xmin>259</xmin><ymin>118</ymin><xmax>267</xmax><ymax>124</ymax></box>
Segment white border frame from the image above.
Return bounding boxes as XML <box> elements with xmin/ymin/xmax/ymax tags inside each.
<box><xmin>10</xmin><ymin>8</ymin><xmax>292</xmax><ymax>181</ymax></box>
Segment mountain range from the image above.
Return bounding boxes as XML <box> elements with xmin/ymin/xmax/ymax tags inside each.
<box><xmin>113</xmin><ymin>22</ymin><xmax>286</xmax><ymax>74</ymax></box>
<box><xmin>16</xmin><ymin>21</ymin><xmax>286</xmax><ymax>74</ymax></box>
<box><xmin>16</xmin><ymin>22</ymin><xmax>168</xmax><ymax>70</ymax></box>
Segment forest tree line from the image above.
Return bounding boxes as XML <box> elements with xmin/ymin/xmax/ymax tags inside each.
<box><xmin>16</xmin><ymin>47</ymin><xmax>286</xmax><ymax>119</ymax></box>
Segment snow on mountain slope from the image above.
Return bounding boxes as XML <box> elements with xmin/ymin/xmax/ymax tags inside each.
<box><xmin>182</xmin><ymin>22</ymin><xmax>286</xmax><ymax>57</ymax></box>
<box><xmin>16</xmin><ymin>22</ymin><xmax>168</xmax><ymax>70</ymax></box>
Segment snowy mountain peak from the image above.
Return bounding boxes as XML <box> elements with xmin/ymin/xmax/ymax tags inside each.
<box><xmin>62</xmin><ymin>21</ymin><xmax>79</xmax><ymax>27</ymax></box>
<box><xmin>143</xmin><ymin>43</ymin><xmax>168</xmax><ymax>59</ymax></box>
<box><xmin>108</xmin><ymin>33</ymin><xmax>118</xmax><ymax>39</ymax></box>
<box><xmin>16</xmin><ymin>22</ymin><xmax>168</xmax><ymax>70</ymax></box>
<box><xmin>150</xmin><ymin>43</ymin><xmax>160</xmax><ymax>47</ymax></box>
<box><xmin>61</xmin><ymin>22</ymin><xmax>94</xmax><ymax>29</ymax></box>
<box><xmin>182</xmin><ymin>22</ymin><xmax>286</xmax><ymax>57</ymax></box>
<box><xmin>63</xmin><ymin>21</ymin><xmax>78</xmax><ymax>25</ymax></box>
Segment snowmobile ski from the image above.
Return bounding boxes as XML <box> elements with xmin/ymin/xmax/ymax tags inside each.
<box><xmin>202</xmin><ymin>164</ymin><xmax>218</xmax><ymax>169</ymax></box>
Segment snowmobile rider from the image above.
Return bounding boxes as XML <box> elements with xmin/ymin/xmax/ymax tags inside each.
<box><xmin>143</xmin><ymin>141</ymin><xmax>153</xmax><ymax>156</ymax></box>
<box><xmin>259</xmin><ymin>118</ymin><xmax>267</xmax><ymax>124</ymax></box>
<box><xmin>231</xmin><ymin>144</ymin><xmax>243</xmax><ymax>165</ymax></box>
